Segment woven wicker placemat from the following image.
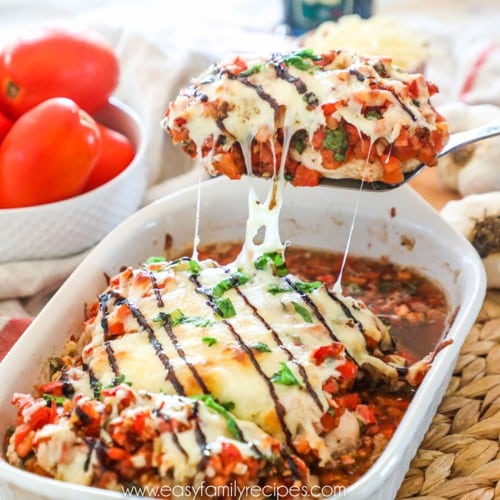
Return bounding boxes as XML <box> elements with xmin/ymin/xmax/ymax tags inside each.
<box><xmin>397</xmin><ymin>291</ymin><xmax>500</xmax><ymax>500</ymax></box>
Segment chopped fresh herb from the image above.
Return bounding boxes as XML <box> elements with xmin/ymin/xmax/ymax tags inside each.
<box><xmin>292</xmin><ymin>129</ymin><xmax>307</xmax><ymax>154</ymax></box>
<box><xmin>373</xmin><ymin>62</ymin><xmax>388</xmax><ymax>77</ymax></box>
<box><xmin>402</xmin><ymin>281</ymin><xmax>418</xmax><ymax>295</ymax></box>
<box><xmin>251</xmin><ymin>342</ymin><xmax>272</xmax><ymax>353</ymax></box>
<box><xmin>346</xmin><ymin>282</ymin><xmax>363</xmax><ymax>293</ymax></box>
<box><xmin>378</xmin><ymin>282</ymin><xmax>393</xmax><ymax>293</ymax></box>
<box><xmin>153</xmin><ymin>310</ymin><xmax>214</xmax><ymax>328</ymax></box>
<box><xmin>283</xmin><ymin>49</ymin><xmax>321</xmax><ymax>73</ymax></box>
<box><xmin>109</xmin><ymin>373</ymin><xmax>132</xmax><ymax>387</ymax></box>
<box><xmin>221</xmin><ymin>401</ymin><xmax>235</xmax><ymax>411</ymax></box>
<box><xmin>268</xmin><ymin>283</ymin><xmax>293</xmax><ymax>295</ymax></box>
<box><xmin>271</xmin><ymin>362</ymin><xmax>301</xmax><ymax>386</ymax></box>
<box><xmin>294</xmin><ymin>280</ymin><xmax>322</xmax><ymax>294</ymax></box>
<box><xmin>240</xmin><ymin>63</ymin><xmax>264</xmax><ymax>76</ymax></box>
<box><xmin>146</xmin><ymin>256</ymin><xmax>166</xmax><ymax>264</ymax></box>
<box><xmin>96</xmin><ymin>374</ymin><xmax>133</xmax><ymax>394</ymax></box>
<box><xmin>202</xmin><ymin>336</ymin><xmax>217</xmax><ymax>347</ymax></box>
<box><xmin>48</xmin><ymin>357</ymin><xmax>65</xmax><ymax>378</ymax></box>
<box><xmin>323</xmin><ymin>126</ymin><xmax>348</xmax><ymax>162</ymax></box>
<box><xmin>292</xmin><ymin>301</ymin><xmax>313</xmax><ymax>323</ymax></box>
<box><xmin>254</xmin><ymin>252</ymin><xmax>288</xmax><ymax>277</ymax></box>
<box><xmin>43</xmin><ymin>393</ymin><xmax>67</xmax><ymax>406</ymax></box>
<box><xmin>365</xmin><ymin>109</ymin><xmax>382</xmax><ymax>120</ymax></box>
<box><xmin>212</xmin><ymin>272</ymin><xmax>250</xmax><ymax>298</ymax></box>
<box><xmin>194</xmin><ymin>394</ymin><xmax>242</xmax><ymax>440</ymax></box>
<box><xmin>412</xmin><ymin>99</ymin><xmax>420</xmax><ymax>107</ymax></box>
<box><xmin>284</xmin><ymin>173</ymin><xmax>294</xmax><ymax>181</ymax></box>
<box><xmin>303</xmin><ymin>92</ymin><xmax>319</xmax><ymax>107</ymax></box>
<box><xmin>188</xmin><ymin>259</ymin><xmax>202</xmax><ymax>276</ymax></box>
<box><xmin>214</xmin><ymin>297</ymin><xmax>236</xmax><ymax>319</ymax></box>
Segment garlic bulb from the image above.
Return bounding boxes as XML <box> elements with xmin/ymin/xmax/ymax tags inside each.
<box><xmin>437</xmin><ymin>102</ymin><xmax>500</xmax><ymax>196</ymax></box>
<box><xmin>441</xmin><ymin>192</ymin><xmax>500</xmax><ymax>288</ymax></box>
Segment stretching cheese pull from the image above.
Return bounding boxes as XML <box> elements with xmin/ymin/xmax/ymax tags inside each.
<box><xmin>163</xmin><ymin>49</ymin><xmax>449</xmax><ymax>186</ymax></box>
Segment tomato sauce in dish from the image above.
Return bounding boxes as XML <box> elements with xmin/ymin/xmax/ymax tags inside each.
<box><xmin>195</xmin><ymin>241</ymin><xmax>449</xmax><ymax>487</ymax></box>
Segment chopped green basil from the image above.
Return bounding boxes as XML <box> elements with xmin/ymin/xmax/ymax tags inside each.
<box><xmin>365</xmin><ymin>109</ymin><xmax>382</xmax><ymax>120</ymax></box>
<box><xmin>214</xmin><ymin>297</ymin><xmax>236</xmax><ymax>319</ymax></box>
<box><xmin>97</xmin><ymin>374</ymin><xmax>132</xmax><ymax>393</ymax></box>
<box><xmin>221</xmin><ymin>400</ymin><xmax>235</xmax><ymax>411</ymax></box>
<box><xmin>284</xmin><ymin>173</ymin><xmax>294</xmax><ymax>181</ymax></box>
<box><xmin>323</xmin><ymin>126</ymin><xmax>348</xmax><ymax>162</ymax></box>
<box><xmin>251</xmin><ymin>342</ymin><xmax>272</xmax><ymax>353</ymax></box>
<box><xmin>202</xmin><ymin>336</ymin><xmax>217</xmax><ymax>347</ymax></box>
<box><xmin>402</xmin><ymin>281</ymin><xmax>418</xmax><ymax>295</ymax></box>
<box><xmin>153</xmin><ymin>310</ymin><xmax>214</xmax><ymax>328</ymax></box>
<box><xmin>292</xmin><ymin>129</ymin><xmax>307</xmax><ymax>154</ymax></box>
<box><xmin>254</xmin><ymin>251</ymin><xmax>288</xmax><ymax>277</ymax></box>
<box><xmin>271</xmin><ymin>362</ymin><xmax>300</xmax><ymax>386</ymax></box>
<box><xmin>282</xmin><ymin>49</ymin><xmax>321</xmax><ymax>73</ymax></box>
<box><xmin>303</xmin><ymin>92</ymin><xmax>319</xmax><ymax>107</ymax></box>
<box><xmin>42</xmin><ymin>393</ymin><xmax>67</xmax><ymax>406</ymax></box>
<box><xmin>268</xmin><ymin>283</ymin><xmax>293</xmax><ymax>295</ymax></box>
<box><xmin>194</xmin><ymin>394</ymin><xmax>242</xmax><ymax>440</ymax></box>
<box><xmin>378</xmin><ymin>282</ymin><xmax>393</xmax><ymax>293</ymax></box>
<box><xmin>346</xmin><ymin>282</ymin><xmax>363</xmax><ymax>293</ymax></box>
<box><xmin>292</xmin><ymin>301</ymin><xmax>313</xmax><ymax>323</ymax></box>
<box><xmin>294</xmin><ymin>280</ymin><xmax>322</xmax><ymax>294</ymax></box>
<box><xmin>240</xmin><ymin>63</ymin><xmax>264</xmax><ymax>76</ymax></box>
<box><xmin>412</xmin><ymin>99</ymin><xmax>420</xmax><ymax>107</ymax></box>
<box><xmin>146</xmin><ymin>256</ymin><xmax>166</xmax><ymax>264</ymax></box>
<box><xmin>212</xmin><ymin>272</ymin><xmax>250</xmax><ymax>298</ymax></box>
<box><xmin>188</xmin><ymin>259</ymin><xmax>202</xmax><ymax>276</ymax></box>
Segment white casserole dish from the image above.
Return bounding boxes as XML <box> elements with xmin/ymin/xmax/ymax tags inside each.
<box><xmin>0</xmin><ymin>177</ymin><xmax>486</xmax><ymax>499</ymax></box>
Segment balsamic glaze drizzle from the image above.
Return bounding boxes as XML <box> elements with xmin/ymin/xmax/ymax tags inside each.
<box><xmin>142</xmin><ymin>265</ymin><xmax>164</xmax><ymax>308</ymax></box>
<box><xmin>83</xmin><ymin>363</ymin><xmax>102</xmax><ymax>399</ymax></box>
<box><xmin>227</xmin><ymin>270</ymin><xmax>324</xmax><ymax>412</ymax></box>
<box><xmin>106</xmin><ymin>291</ymin><xmax>186</xmax><ymax>396</ymax></box>
<box><xmin>190</xmin><ymin>274</ymin><xmax>298</xmax><ymax>454</ymax></box>
<box><xmin>192</xmin><ymin>401</ymin><xmax>209</xmax><ymax>471</ymax></box>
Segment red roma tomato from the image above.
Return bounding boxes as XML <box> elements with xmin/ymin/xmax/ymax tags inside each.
<box><xmin>0</xmin><ymin>110</ymin><xmax>12</xmax><ymax>143</ymax></box>
<box><xmin>0</xmin><ymin>28</ymin><xmax>119</xmax><ymax>118</ymax></box>
<box><xmin>85</xmin><ymin>123</ymin><xmax>135</xmax><ymax>191</ymax></box>
<box><xmin>0</xmin><ymin>97</ymin><xmax>101</xmax><ymax>208</ymax></box>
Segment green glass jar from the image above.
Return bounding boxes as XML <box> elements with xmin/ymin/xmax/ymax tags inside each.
<box><xmin>283</xmin><ymin>0</ymin><xmax>373</xmax><ymax>35</ymax></box>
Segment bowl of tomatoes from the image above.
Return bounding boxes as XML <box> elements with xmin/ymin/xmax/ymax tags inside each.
<box><xmin>0</xmin><ymin>28</ymin><xmax>147</xmax><ymax>262</ymax></box>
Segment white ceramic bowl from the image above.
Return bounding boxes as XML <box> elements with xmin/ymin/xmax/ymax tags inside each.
<box><xmin>0</xmin><ymin>97</ymin><xmax>147</xmax><ymax>263</ymax></box>
<box><xmin>0</xmin><ymin>178</ymin><xmax>486</xmax><ymax>499</ymax></box>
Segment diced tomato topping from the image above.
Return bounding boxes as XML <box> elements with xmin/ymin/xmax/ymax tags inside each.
<box><xmin>292</xmin><ymin>165</ymin><xmax>321</xmax><ymax>187</ymax></box>
<box><xmin>13</xmin><ymin>423</ymin><xmax>32</xmax><ymax>449</ymax></box>
<box><xmin>311</xmin><ymin>128</ymin><xmax>326</xmax><ymax>149</ymax></box>
<box><xmin>173</xmin><ymin>116</ymin><xmax>187</xmax><ymax>127</ymax></box>
<box><xmin>108</xmin><ymin>322</ymin><xmax>125</xmax><ymax>335</ymax></box>
<box><xmin>220</xmin><ymin>442</ymin><xmax>243</xmax><ymax>466</ymax></box>
<box><xmin>336</xmin><ymin>361</ymin><xmax>358</xmax><ymax>381</ymax></box>
<box><xmin>132</xmin><ymin>412</ymin><xmax>147</xmax><ymax>434</ymax></box>
<box><xmin>322</xmin><ymin>377</ymin><xmax>339</xmax><ymax>394</ymax></box>
<box><xmin>38</xmin><ymin>380</ymin><xmax>64</xmax><ymax>396</ymax></box>
<box><xmin>380</xmin><ymin>154</ymin><xmax>404</xmax><ymax>184</ymax></box>
<box><xmin>356</xmin><ymin>404</ymin><xmax>377</xmax><ymax>425</ymax></box>
<box><xmin>336</xmin><ymin>393</ymin><xmax>361</xmax><ymax>411</ymax></box>
<box><xmin>321</xmin><ymin>101</ymin><xmax>340</xmax><ymax>117</ymax></box>
<box><xmin>407</xmin><ymin>80</ymin><xmax>419</xmax><ymax>98</ymax></box>
<box><xmin>13</xmin><ymin>424</ymin><xmax>34</xmax><ymax>458</ymax></box>
<box><xmin>107</xmin><ymin>446</ymin><xmax>129</xmax><ymax>461</ymax></box>
<box><xmin>312</xmin><ymin>342</ymin><xmax>344</xmax><ymax>365</ymax></box>
<box><xmin>320</xmin><ymin>411</ymin><xmax>338</xmax><ymax>432</ymax></box>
